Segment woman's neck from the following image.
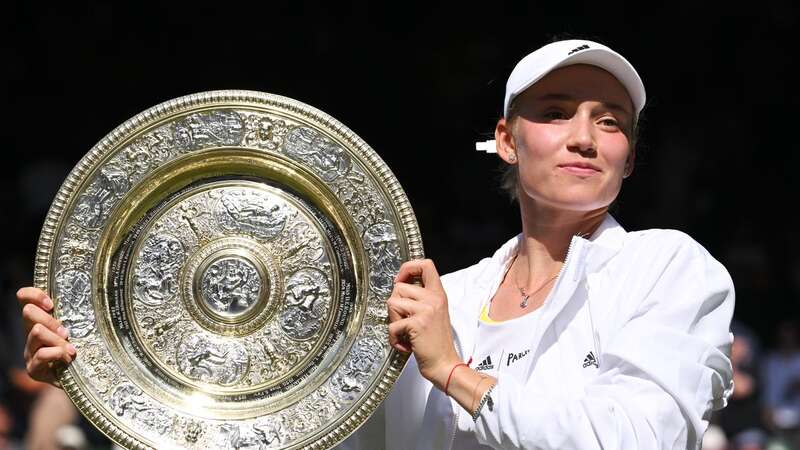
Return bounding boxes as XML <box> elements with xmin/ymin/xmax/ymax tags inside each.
<box><xmin>515</xmin><ymin>200</ymin><xmax>608</xmax><ymax>286</ymax></box>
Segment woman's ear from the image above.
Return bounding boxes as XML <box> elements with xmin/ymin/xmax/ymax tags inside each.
<box><xmin>495</xmin><ymin>117</ymin><xmax>518</xmax><ymax>164</ymax></box>
<box><xmin>623</xmin><ymin>147</ymin><xmax>635</xmax><ymax>178</ymax></box>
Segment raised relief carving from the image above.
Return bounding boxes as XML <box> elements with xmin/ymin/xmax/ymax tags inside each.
<box><xmin>253</xmin><ymin>327</ymin><xmax>313</xmax><ymax>382</ymax></box>
<box><xmin>119</xmin><ymin>125</ymin><xmax>177</xmax><ymax>179</ymax></box>
<box><xmin>332</xmin><ymin>328</ymin><xmax>386</xmax><ymax>399</ymax></box>
<box><xmin>279</xmin><ymin>221</ymin><xmax>325</xmax><ymax>271</ymax></box>
<box><xmin>44</xmin><ymin>99</ymin><xmax>413</xmax><ymax>448</ymax></box>
<box><xmin>200</xmin><ymin>257</ymin><xmax>262</xmax><ymax>316</ymax></box>
<box><xmin>109</xmin><ymin>384</ymin><xmax>171</xmax><ymax>434</ymax></box>
<box><xmin>55</xmin><ymin>269</ymin><xmax>95</xmax><ymax>338</ymax></box>
<box><xmin>363</xmin><ymin>222</ymin><xmax>401</xmax><ymax>295</ymax></box>
<box><xmin>73</xmin><ymin>166</ymin><xmax>130</xmax><ymax>229</ymax></box>
<box><xmin>174</xmin><ymin>110</ymin><xmax>244</xmax><ymax>150</ymax></box>
<box><xmin>133</xmin><ymin>234</ymin><xmax>185</xmax><ymax>306</ymax></box>
<box><xmin>282</xmin><ymin>127</ymin><xmax>390</xmax><ymax>234</ymax></box>
<box><xmin>215</xmin><ymin>190</ymin><xmax>287</xmax><ymax>241</ymax></box>
<box><xmin>183</xmin><ymin>420</ymin><xmax>203</xmax><ymax>444</ymax></box>
<box><xmin>176</xmin><ymin>334</ymin><xmax>249</xmax><ymax>386</ymax></box>
<box><xmin>279</xmin><ymin>268</ymin><xmax>330</xmax><ymax>340</ymax></box>
<box><xmin>284</xmin><ymin>127</ymin><xmax>353</xmax><ymax>182</ymax></box>
<box><xmin>217</xmin><ymin>417</ymin><xmax>284</xmax><ymax>450</ymax></box>
<box><xmin>243</xmin><ymin>114</ymin><xmax>289</xmax><ymax>150</ymax></box>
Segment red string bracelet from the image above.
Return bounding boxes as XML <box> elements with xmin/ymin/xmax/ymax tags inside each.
<box><xmin>444</xmin><ymin>356</ymin><xmax>472</xmax><ymax>396</ymax></box>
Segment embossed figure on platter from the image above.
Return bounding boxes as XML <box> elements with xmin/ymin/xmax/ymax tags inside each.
<box><xmin>216</xmin><ymin>190</ymin><xmax>287</xmax><ymax>241</ymax></box>
<box><xmin>363</xmin><ymin>223</ymin><xmax>402</xmax><ymax>295</ymax></box>
<box><xmin>109</xmin><ymin>384</ymin><xmax>170</xmax><ymax>435</ymax></box>
<box><xmin>175</xmin><ymin>110</ymin><xmax>244</xmax><ymax>150</ymax></box>
<box><xmin>133</xmin><ymin>234</ymin><xmax>185</xmax><ymax>306</ymax></box>
<box><xmin>31</xmin><ymin>91</ymin><xmax>422</xmax><ymax>450</ymax></box>
<box><xmin>176</xmin><ymin>334</ymin><xmax>249</xmax><ymax>386</ymax></box>
<box><xmin>285</xmin><ymin>127</ymin><xmax>353</xmax><ymax>182</ymax></box>
<box><xmin>55</xmin><ymin>269</ymin><xmax>95</xmax><ymax>338</ymax></box>
<box><xmin>280</xmin><ymin>268</ymin><xmax>330</xmax><ymax>340</ymax></box>
<box><xmin>200</xmin><ymin>257</ymin><xmax>262</xmax><ymax>316</ymax></box>
<box><xmin>73</xmin><ymin>166</ymin><xmax>131</xmax><ymax>229</ymax></box>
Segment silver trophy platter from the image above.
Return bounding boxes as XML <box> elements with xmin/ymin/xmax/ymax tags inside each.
<box><xmin>34</xmin><ymin>91</ymin><xmax>423</xmax><ymax>449</ymax></box>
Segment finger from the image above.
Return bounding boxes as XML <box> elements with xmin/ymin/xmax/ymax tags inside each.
<box><xmin>392</xmin><ymin>282</ymin><xmax>440</xmax><ymax>304</ymax></box>
<box><xmin>387</xmin><ymin>296</ymin><xmax>404</xmax><ymax>324</ymax></box>
<box><xmin>27</xmin><ymin>346</ymin><xmax>74</xmax><ymax>383</ymax></box>
<box><xmin>387</xmin><ymin>296</ymin><xmax>429</xmax><ymax>320</ymax></box>
<box><xmin>395</xmin><ymin>259</ymin><xmax>444</xmax><ymax>294</ymax></box>
<box><xmin>21</xmin><ymin>303</ymin><xmax>64</xmax><ymax>337</ymax></box>
<box><xmin>388</xmin><ymin>317</ymin><xmax>415</xmax><ymax>353</ymax></box>
<box><xmin>16</xmin><ymin>287</ymin><xmax>54</xmax><ymax>312</ymax></box>
<box><xmin>25</xmin><ymin>323</ymin><xmax>70</xmax><ymax>361</ymax></box>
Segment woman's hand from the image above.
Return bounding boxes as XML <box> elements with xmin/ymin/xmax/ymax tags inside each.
<box><xmin>16</xmin><ymin>287</ymin><xmax>76</xmax><ymax>385</ymax></box>
<box><xmin>386</xmin><ymin>259</ymin><xmax>462</xmax><ymax>391</ymax></box>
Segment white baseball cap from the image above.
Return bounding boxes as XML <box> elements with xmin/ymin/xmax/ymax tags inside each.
<box><xmin>503</xmin><ymin>39</ymin><xmax>646</xmax><ymax>119</ymax></box>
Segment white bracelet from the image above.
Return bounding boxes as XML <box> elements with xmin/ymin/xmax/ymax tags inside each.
<box><xmin>471</xmin><ymin>383</ymin><xmax>496</xmax><ymax>421</ymax></box>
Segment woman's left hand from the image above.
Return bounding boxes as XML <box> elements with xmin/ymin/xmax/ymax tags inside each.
<box><xmin>387</xmin><ymin>259</ymin><xmax>462</xmax><ymax>390</ymax></box>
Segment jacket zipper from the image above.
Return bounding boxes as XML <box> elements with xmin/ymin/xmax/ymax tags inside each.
<box><xmin>446</xmin><ymin>236</ymin><xmax>582</xmax><ymax>450</ymax></box>
<box><xmin>565</xmin><ymin>235</ymin><xmax>579</xmax><ymax>283</ymax></box>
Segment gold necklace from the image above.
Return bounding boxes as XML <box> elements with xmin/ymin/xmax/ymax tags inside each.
<box><xmin>512</xmin><ymin>256</ymin><xmax>560</xmax><ymax>308</ymax></box>
<box><xmin>516</xmin><ymin>274</ymin><xmax>559</xmax><ymax>308</ymax></box>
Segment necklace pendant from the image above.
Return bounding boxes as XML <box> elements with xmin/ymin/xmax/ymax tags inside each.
<box><xmin>520</xmin><ymin>295</ymin><xmax>530</xmax><ymax>308</ymax></box>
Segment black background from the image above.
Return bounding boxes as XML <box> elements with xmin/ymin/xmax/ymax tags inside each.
<box><xmin>2</xmin><ymin>1</ymin><xmax>797</xmax><ymax>345</ymax></box>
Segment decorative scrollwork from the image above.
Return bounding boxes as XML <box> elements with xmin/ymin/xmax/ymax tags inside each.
<box><xmin>36</xmin><ymin>93</ymin><xmax>421</xmax><ymax>450</ymax></box>
<box><xmin>73</xmin><ymin>166</ymin><xmax>130</xmax><ymax>229</ymax></box>
<box><xmin>109</xmin><ymin>384</ymin><xmax>171</xmax><ymax>435</ymax></box>
<box><xmin>55</xmin><ymin>269</ymin><xmax>95</xmax><ymax>338</ymax></box>
<box><xmin>284</xmin><ymin>127</ymin><xmax>352</xmax><ymax>182</ymax></box>
<box><xmin>363</xmin><ymin>222</ymin><xmax>401</xmax><ymax>295</ymax></box>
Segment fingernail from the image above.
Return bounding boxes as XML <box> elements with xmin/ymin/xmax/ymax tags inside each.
<box><xmin>67</xmin><ymin>344</ymin><xmax>76</xmax><ymax>355</ymax></box>
<box><xmin>43</xmin><ymin>296</ymin><xmax>54</xmax><ymax>310</ymax></box>
<box><xmin>57</xmin><ymin>326</ymin><xmax>69</xmax><ymax>339</ymax></box>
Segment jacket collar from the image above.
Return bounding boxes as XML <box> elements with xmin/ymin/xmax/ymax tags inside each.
<box><xmin>450</xmin><ymin>214</ymin><xmax>629</xmax><ymax>363</ymax></box>
<box><xmin>476</xmin><ymin>213</ymin><xmax>626</xmax><ymax>291</ymax></box>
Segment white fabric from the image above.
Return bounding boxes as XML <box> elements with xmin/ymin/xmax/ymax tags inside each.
<box><xmin>503</xmin><ymin>39</ymin><xmax>647</xmax><ymax>118</ymax></box>
<box><xmin>338</xmin><ymin>214</ymin><xmax>734</xmax><ymax>450</ymax></box>
<box><xmin>450</xmin><ymin>300</ymin><xmax>545</xmax><ymax>449</ymax></box>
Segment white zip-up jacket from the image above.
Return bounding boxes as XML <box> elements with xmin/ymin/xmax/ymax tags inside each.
<box><xmin>340</xmin><ymin>215</ymin><xmax>734</xmax><ymax>450</ymax></box>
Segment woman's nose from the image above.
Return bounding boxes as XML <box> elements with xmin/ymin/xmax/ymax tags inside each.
<box><xmin>565</xmin><ymin>116</ymin><xmax>596</xmax><ymax>154</ymax></box>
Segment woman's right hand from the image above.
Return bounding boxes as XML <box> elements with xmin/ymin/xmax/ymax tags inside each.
<box><xmin>16</xmin><ymin>287</ymin><xmax>76</xmax><ymax>385</ymax></box>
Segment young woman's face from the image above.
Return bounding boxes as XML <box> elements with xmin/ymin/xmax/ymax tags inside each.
<box><xmin>500</xmin><ymin>64</ymin><xmax>635</xmax><ymax>213</ymax></box>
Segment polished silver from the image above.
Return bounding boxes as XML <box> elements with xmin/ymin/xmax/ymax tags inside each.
<box><xmin>35</xmin><ymin>91</ymin><xmax>424</xmax><ymax>449</ymax></box>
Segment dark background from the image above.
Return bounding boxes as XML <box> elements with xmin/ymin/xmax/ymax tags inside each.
<box><xmin>1</xmin><ymin>1</ymin><xmax>796</xmax><ymax>347</ymax></box>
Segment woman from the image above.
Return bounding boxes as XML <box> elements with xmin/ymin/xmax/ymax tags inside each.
<box><xmin>17</xmin><ymin>39</ymin><xmax>734</xmax><ymax>450</ymax></box>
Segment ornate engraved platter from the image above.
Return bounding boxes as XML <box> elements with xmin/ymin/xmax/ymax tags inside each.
<box><xmin>33</xmin><ymin>91</ymin><xmax>423</xmax><ymax>449</ymax></box>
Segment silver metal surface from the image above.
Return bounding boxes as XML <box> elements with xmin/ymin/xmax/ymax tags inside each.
<box><xmin>34</xmin><ymin>91</ymin><xmax>423</xmax><ymax>449</ymax></box>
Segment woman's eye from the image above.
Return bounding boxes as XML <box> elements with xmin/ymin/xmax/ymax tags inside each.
<box><xmin>599</xmin><ymin>117</ymin><xmax>620</xmax><ymax>128</ymax></box>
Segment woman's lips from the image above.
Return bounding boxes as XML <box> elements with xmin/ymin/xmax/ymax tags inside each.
<box><xmin>558</xmin><ymin>163</ymin><xmax>601</xmax><ymax>176</ymax></box>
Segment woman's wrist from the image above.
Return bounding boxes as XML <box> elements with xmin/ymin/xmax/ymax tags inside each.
<box><xmin>427</xmin><ymin>355</ymin><xmax>465</xmax><ymax>391</ymax></box>
<box><xmin>443</xmin><ymin>364</ymin><xmax>497</xmax><ymax>416</ymax></box>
